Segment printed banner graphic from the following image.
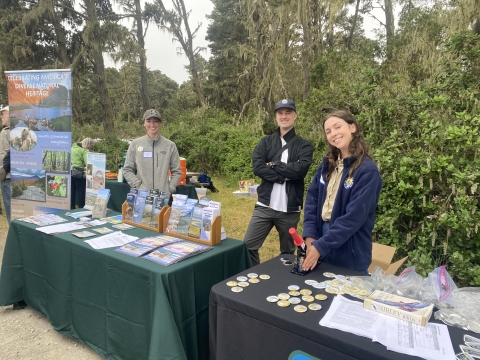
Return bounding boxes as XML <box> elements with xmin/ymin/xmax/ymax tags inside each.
<box><xmin>5</xmin><ymin>69</ymin><xmax>72</xmax><ymax>219</ymax></box>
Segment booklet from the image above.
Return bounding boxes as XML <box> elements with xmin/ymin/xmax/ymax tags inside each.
<box><xmin>93</xmin><ymin>227</ymin><xmax>114</xmax><ymax>234</ymax></box>
<box><xmin>142</xmin><ymin>195</ymin><xmax>155</xmax><ymax>226</ymax></box>
<box><xmin>92</xmin><ymin>188</ymin><xmax>110</xmax><ymax>218</ymax></box>
<box><xmin>114</xmin><ymin>234</ymin><xmax>183</xmax><ymax>257</ymax></box>
<box><xmin>113</xmin><ymin>223</ymin><xmax>135</xmax><ymax>230</ymax></box>
<box><xmin>188</xmin><ymin>205</ymin><xmax>204</xmax><ymax>238</ymax></box>
<box><xmin>143</xmin><ymin>240</ymin><xmax>212</xmax><ymax>266</ymax></box>
<box><xmin>176</xmin><ymin>204</ymin><xmax>195</xmax><ymax>235</ymax></box>
<box><xmin>125</xmin><ymin>193</ymin><xmax>136</xmax><ymax>221</ymax></box>
<box><xmin>71</xmin><ymin>230</ymin><xmax>97</xmax><ymax>238</ymax></box>
<box><xmin>150</xmin><ymin>192</ymin><xmax>166</xmax><ymax>228</ymax></box>
<box><xmin>132</xmin><ymin>194</ymin><xmax>147</xmax><ymax>223</ymax></box>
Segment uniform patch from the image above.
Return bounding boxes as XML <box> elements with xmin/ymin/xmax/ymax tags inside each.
<box><xmin>137</xmin><ymin>146</ymin><xmax>143</xmax><ymax>152</ymax></box>
<box><xmin>344</xmin><ymin>177</ymin><xmax>354</xmax><ymax>189</ymax></box>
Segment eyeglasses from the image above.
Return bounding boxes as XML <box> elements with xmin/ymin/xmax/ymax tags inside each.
<box><xmin>280</xmin><ymin>257</ymin><xmax>293</xmax><ymax>266</ymax></box>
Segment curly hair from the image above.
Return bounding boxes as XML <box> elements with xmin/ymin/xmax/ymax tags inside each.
<box><xmin>323</xmin><ymin>110</ymin><xmax>371</xmax><ymax>181</ymax></box>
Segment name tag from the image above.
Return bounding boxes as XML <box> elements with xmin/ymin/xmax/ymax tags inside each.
<box><xmin>143</xmin><ymin>151</ymin><xmax>153</xmax><ymax>158</ymax></box>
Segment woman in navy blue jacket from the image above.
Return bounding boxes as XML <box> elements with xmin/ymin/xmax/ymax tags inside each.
<box><xmin>302</xmin><ymin>110</ymin><xmax>382</xmax><ymax>272</ymax></box>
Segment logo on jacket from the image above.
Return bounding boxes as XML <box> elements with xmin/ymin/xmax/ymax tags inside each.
<box><xmin>344</xmin><ymin>177</ymin><xmax>354</xmax><ymax>189</ymax></box>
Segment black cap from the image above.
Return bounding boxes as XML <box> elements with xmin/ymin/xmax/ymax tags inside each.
<box><xmin>275</xmin><ymin>99</ymin><xmax>296</xmax><ymax>112</ymax></box>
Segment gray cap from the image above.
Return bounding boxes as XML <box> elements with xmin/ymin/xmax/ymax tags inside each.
<box><xmin>143</xmin><ymin>109</ymin><xmax>162</xmax><ymax>121</ymax></box>
<box><xmin>275</xmin><ymin>99</ymin><xmax>296</xmax><ymax>112</ymax></box>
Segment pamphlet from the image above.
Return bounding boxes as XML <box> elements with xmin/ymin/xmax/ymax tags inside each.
<box><xmin>114</xmin><ymin>234</ymin><xmax>182</xmax><ymax>257</ymax></box>
<box><xmin>143</xmin><ymin>240</ymin><xmax>212</xmax><ymax>266</ymax></box>
<box><xmin>71</xmin><ymin>231</ymin><xmax>97</xmax><ymax>238</ymax></box>
<box><xmin>125</xmin><ymin>193</ymin><xmax>136</xmax><ymax>221</ymax></box>
<box><xmin>92</xmin><ymin>188</ymin><xmax>110</xmax><ymax>218</ymax></box>
<box><xmin>142</xmin><ymin>196</ymin><xmax>155</xmax><ymax>225</ymax></box>
<box><xmin>113</xmin><ymin>223</ymin><xmax>135</xmax><ymax>230</ymax></box>
<box><xmin>93</xmin><ymin>227</ymin><xmax>114</xmax><ymax>234</ymax></box>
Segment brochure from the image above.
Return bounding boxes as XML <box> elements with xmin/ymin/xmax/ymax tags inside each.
<box><xmin>113</xmin><ymin>223</ymin><xmax>136</xmax><ymax>230</ymax></box>
<box><xmin>92</xmin><ymin>188</ymin><xmax>110</xmax><ymax>218</ymax></box>
<box><xmin>143</xmin><ymin>240</ymin><xmax>212</xmax><ymax>266</ymax></box>
<box><xmin>114</xmin><ymin>234</ymin><xmax>182</xmax><ymax>257</ymax></box>
<box><xmin>93</xmin><ymin>227</ymin><xmax>114</xmax><ymax>234</ymax></box>
<box><xmin>71</xmin><ymin>231</ymin><xmax>96</xmax><ymax>238</ymax></box>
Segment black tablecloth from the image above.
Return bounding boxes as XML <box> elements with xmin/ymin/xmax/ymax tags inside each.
<box><xmin>209</xmin><ymin>254</ymin><xmax>472</xmax><ymax>360</ymax></box>
<box><xmin>0</xmin><ymin>210</ymin><xmax>251</xmax><ymax>360</ymax></box>
<box><xmin>105</xmin><ymin>180</ymin><xmax>197</xmax><ymax>212</ymax></box>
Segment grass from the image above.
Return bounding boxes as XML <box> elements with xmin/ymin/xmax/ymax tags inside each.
<box><xmin>208</xmin><ymin>176</ymin><xmax>299</xmax><ymax>264</ymax></box>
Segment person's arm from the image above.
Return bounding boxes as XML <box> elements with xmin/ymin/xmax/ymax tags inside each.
<box><xmin>302</xmin><ymin>166</ymin><xmax>322</xmax><ymax>241</ymax></box>
<box><xmin>272</xmin><ymin>140</ymin><xmax>314</xmax><ymax>180</ymax></box>
<box><xmin>169</xmin><ymin>145</ymin><xmax>182</xmax><ymax>194</ymax></box>
<box><xmin>252</xmin><ymin>138</ymin><xmax>285</xmax><ymax>184</ymax></box>
<box><xmin>123</xmin><ymin>144</ymin><xmax>142</xmax><ymax>188</ymax></box>
<box><xmin>312</xmin><ymin>168</ymin><xmax>382</xmax><ymax>259</ymax></box>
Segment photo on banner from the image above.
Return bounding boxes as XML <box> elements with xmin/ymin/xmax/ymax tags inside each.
<box><xmin>4</xmin><ymin>69</ymin><xmax>72</xmax><ymax>219</ymax></box>
<box><xmin>84</xmin><ymin>152</ymin><xmax>106</xmax><ymax>209</ymax></box>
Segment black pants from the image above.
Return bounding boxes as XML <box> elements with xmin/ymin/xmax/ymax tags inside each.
<box><xmin>243</xmin><ymin>205</ymin><xmax>300</xmax><ymax>266</ymax></box>
<box><xmin>71</xmin><ymin>176</ymin><xmax>86</xmax><ymax>209</ymax></box>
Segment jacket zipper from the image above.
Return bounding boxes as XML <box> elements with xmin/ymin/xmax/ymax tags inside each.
<box><xmin>152</xmin><ymin>139</ymin><xmax>155</xmax><ymax>189</ymax></box>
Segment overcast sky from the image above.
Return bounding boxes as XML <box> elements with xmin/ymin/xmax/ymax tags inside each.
<box><xmin>105</xmin><ymin>0</ymin><xmax>214</xmax><ymax>85</ymax></box>
<box><xmin>105</xmin><ymin>0</ymin><xmax>386</xmax><ymax>85</ymax></box>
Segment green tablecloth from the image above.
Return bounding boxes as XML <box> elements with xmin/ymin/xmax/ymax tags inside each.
<box><xmin>0</xmin><ymin>212</ymin><xmax>251</xmax><ymax>360</ymax></box>
<box><xmin>105</xmin><ymin>180</ymin><xmax>198</xmax><ymax>212</ymax></box>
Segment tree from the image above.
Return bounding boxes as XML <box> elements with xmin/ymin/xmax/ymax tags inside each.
<box><xmin>148</xmin><ymin>0</ymin><xmax>206</xmax><ymax>106</ymax></box>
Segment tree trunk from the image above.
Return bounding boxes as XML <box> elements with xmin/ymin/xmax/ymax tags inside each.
<box><xmin>384</xmin><ymin>0</ymin><xmax>395</xmax><ymax>60</ymax></box>
<box><xmin>347</xmin><ymin>0</ymin><xmax>361</xmax><ymax>50</ymax></box>
<box><xmin>300</xmin><ymin>0</ymin><xmax>310</xmax><ymax>100</ymax></box>
<box><xmin>134</xmin><ymin>0</ymin><xmax>150</xmax><ymax>111</ymax></box>
<box><xmin>83</xmin><ymin>0</ymin><xmax>114</xmax><ymax>133</ymax></box>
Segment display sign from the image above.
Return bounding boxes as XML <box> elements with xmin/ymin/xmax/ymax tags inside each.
<box><xmin>5</xmin><ymin>69</ymin><xmax>72</xmax><ymax>219</ymax></box>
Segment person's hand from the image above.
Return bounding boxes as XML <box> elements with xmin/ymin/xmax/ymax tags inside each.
<box><xmin>305</xmin><ymin>237</ymin><xmax>315</xmax><ymax>248</ymax></box>
<box><xmin>302</xmin><ymin>243</ymin><xmax>321</xmax><ymax>271</ymax></box>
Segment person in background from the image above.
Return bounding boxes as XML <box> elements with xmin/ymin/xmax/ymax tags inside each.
<box><xmin>123</xmin><ymin>109</ymin><xmax>181</xmax><ymax>198</ymax></box>
<box><xmin>243</xmin><ymin>99</ymin><xmax>314</xmax><ymax>266</ymax></box>
<box><xmin>71</xmin><ymin>137</ymin><xmax>94</xmax><ymax>209</ymax></box>
<box><xmin>0</xmin><ymin>106</ymin><xmax>11</xmax><ymax>223</ymax></box>
<box><xmin>302</xmin><ymin>110</ymin><xmax>382</xmax><ymax>272</ymax></box>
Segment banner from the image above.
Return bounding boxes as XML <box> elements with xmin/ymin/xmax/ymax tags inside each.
<box><xmin>84</xmin><ymin>152</ymin><xmax>106</xmax><ymax>209</ymax></box>
<box><xmin>5</xmin><ymin>69</ymin><xmax>72</xmax><ymax>219</ymax></box>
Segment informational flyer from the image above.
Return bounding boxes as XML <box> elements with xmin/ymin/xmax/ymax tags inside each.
<box><xmin>84</xmin><ymin>152</ymin><xmax>106</xmax><ymax>209</ymax></box>
<box><xmin>5</xmin><ymin>69</ymin><xmax>72</xmax><ymax>219</ymax></box>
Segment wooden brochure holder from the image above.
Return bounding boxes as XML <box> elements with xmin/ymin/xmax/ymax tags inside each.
<box><xmin>121</xmin><ymin>201</ymin><xmax>167</xmax><ymax>232</ymax></box>
<box><xmin>162</xmin><ymin>206</ymin><xmax>222</xmax><ymax>246</ymax></box>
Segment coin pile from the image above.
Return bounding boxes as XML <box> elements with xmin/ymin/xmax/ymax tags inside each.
<box><xmin>266</xmin><ymin>284</ymin><xmax>323</xmax><ymax>312</ymax></box>
<box><xmin>302</xmin><ymin>273</ymin><xmax>370</xmax><ymax>300</ymax></box>
<box><xmin>226</xmin><ymin>273</ymin><xmax>270</xmax><ymax>293</ymax></box>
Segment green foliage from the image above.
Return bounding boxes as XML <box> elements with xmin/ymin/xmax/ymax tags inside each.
<box><xmin>302</xmin><ymin>31</ymin><xmax>480</xmax><ymax>286</ymax></box>
<box><xmin>164</xmin><ymin>107</ymin><xmax>262</xmax><ymax>185</ymax></box>
<box><xmin>92</xmin><ymin>134</ymin><xmax>130</xmax><ymax>172</ymax></box>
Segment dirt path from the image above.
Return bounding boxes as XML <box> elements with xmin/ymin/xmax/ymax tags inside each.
<box><xmin>0</xmin><ymin>219</ymin><xmax>103</xmax><ymax>359</ymax></box>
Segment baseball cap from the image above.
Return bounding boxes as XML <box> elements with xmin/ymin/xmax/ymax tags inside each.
<box><xmin>275</xmin><ymin>99</ymin><xmax>296</xmax><ymax>112</ymax></box>
<box><xmin>143</xmin><ymin>109</ymin><xmax>162</xmax><ymax>121</ymax></box>
<box><xmin>0</xmin><ymin>105</ymin><xmax>9</xmax><ymax>112</ymax></box>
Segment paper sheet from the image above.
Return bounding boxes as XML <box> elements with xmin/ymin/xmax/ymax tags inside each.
<box><xmin>84</xmin><ymin>231</ymin><xmax>138</xmax><ymax>249</ymax></box>
<box><xmin>373</xmin><ymin>316</ymin><xmax>456</xmax><ymax>360</ymax></box>
<box><xmin>319</xmin><ymin>295</ymin><xmax>382</xmax><ymax>339</ymax></box>
<box><xmin>36</xmin><ymin>222</ymin><xmax>87</xmax><ymax>234</ymax></box>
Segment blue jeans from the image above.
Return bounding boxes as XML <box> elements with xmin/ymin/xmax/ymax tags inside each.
<box><xmin>1</xmin><ymin>178</ymin><xmax>11</xmax><ymax>223</ymax></box>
